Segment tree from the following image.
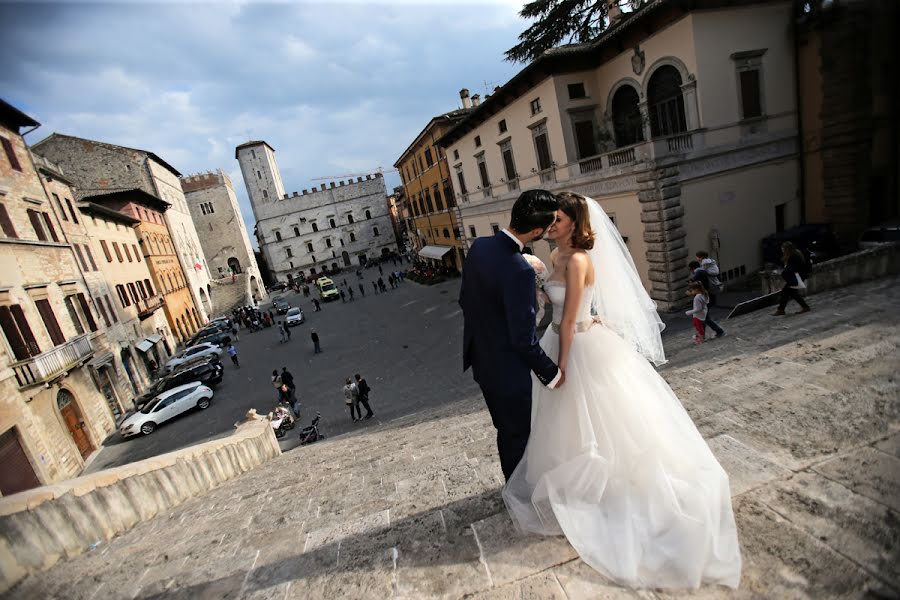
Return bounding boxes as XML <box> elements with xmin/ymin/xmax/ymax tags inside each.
<box><xmin>505</xmin><ymin>0</ymin><xmax>643</xmax><ymax>64</ymax></box>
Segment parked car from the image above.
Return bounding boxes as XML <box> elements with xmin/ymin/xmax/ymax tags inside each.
<box><xmin>285</xmin><ymin>307</ymin><xmax>305</xmax><ymax>326</ymax></box>
<box><xmin>169</xmin><ymin>352</ymin><xmax>221</xmax><ymax>375</ymax></box>
<box><xmin>119</xmin><ymin>383</ymin><xmax>214</xmax><ymax>437</ymax></box>
<box><xmin>858</xmin><ymin>220</ymin><xmax>900</xmax><ymax>250</ymax></box>
<box><xmin>761</xmin><ymin>224</ymin><xmax>842</xmax><ymax>266</ymax></box>
<box><xmin>268</xmin><ymin>282</ymin><xmax>288</xmax><ymax>292</ymax></box>
<box><xmin>273</xmin><ymin>299</ymin><xmax>290</xmax><ymax>315</ymax></box>
<box><xmin>165</xmin><ymin>344</ymin><xmax>223</xmax><ymax>373</ymax></box>
<box><xmin>189</xmin><ymin>331</ymin><xmax>231</xmax><ymax>348</ymax></box>
<box><xmin>135</xmin><ymin>361</ymin><xmax>223</xmax><ymax>409</ymax></box>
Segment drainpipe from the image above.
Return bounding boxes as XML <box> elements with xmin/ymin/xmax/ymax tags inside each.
<box><xmin>793</xmin><ymin>11</ymin><xmax>808</xmax><ymax>224</ymax></box>
<box><xmin>429</xmin><ymin>125</ymin><xmax>466</xmax><ymax>271</ymax></box>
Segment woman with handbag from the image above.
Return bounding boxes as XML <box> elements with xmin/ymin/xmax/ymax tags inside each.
<box><xmin>773</xmin><ymin>242</ymin><xmax>812</xmax><ymax>316</ymax></box>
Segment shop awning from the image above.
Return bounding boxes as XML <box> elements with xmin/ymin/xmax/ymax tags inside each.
<box><xmin>418</xmin><ymin>245</ymin><xmax>453</xmax><ymax>260</ymax></box>
<box><xmin>88</xmin><ymin>352</ymin><xmax>114</xmax><ymax>369</ymax></box>
<box><xmin>146</xmin><ymin>334</ymin><xmax>163</xmax><ymax>344</ymax></box>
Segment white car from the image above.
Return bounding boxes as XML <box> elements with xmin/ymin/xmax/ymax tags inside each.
<box><xmin>119</xmin><ymin>383</ymin><xmax>214</xmax><ymax>437</ymax></box>
<box><xmin>285</xmin><ymin>307</ymin><xmax>305</xmax><ymax>326</ymax></box>
<box><xmin>164</xmin><ymin>344</ymin><xmax>223</xmax><ymax>373</ymax></box>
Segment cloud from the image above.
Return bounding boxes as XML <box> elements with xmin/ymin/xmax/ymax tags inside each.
<box><xmin>1</xmin><ymin>1</ymin><xmax>528</xmax><ymax>247</ymax></box>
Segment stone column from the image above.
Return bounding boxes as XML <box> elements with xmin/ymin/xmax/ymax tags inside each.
<box><xmin>637</xmin><ymin>164</ymin><xmax>690</xmax><ymax>311</ymax></box>
<box><xmin>681</xmin><ymin>76</ymin><xmax>700</xmax><ymax>131</ymax></box>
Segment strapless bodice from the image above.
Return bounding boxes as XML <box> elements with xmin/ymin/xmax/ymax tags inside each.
<box><xmin>544</xmin><ymin>280</ymin><xmax>592</xmax><ymax>326</ymax></box>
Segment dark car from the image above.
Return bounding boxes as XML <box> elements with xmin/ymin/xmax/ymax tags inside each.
<box><xmin>268</xmin><ymin>282</ymin><xmax>288</xmax><ymax>292</ymax></box>
<box><xmin>761</xmin><ymin>224</ymin><xmax>842</xmax><ymax>266</ymax></box>
<box><xmin>170</xmin><ymin>353</ymin><xmax>221</xmax><ymax>374</ymax></box>
<box><xmin>135</xmin><ymin>361</ymin><xmax>223</xmax><ymax>409</ymax></box>
<box><xmin>188</xmin><ymin>330</ymin><xmax>231</xmax><ymax>348</ymax></box>
<box><xmin>273</xmin><ymin>299</ymin><xmax>290</xmax><ymax>314</ymax></box>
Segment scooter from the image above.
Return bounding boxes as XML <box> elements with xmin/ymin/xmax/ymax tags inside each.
<box><xmin>298</xmin><ymin>413</ymin><xmax>323</xmax><ymax>445</ymax></box>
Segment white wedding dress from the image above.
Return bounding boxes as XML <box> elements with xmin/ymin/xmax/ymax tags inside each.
<box><xmin>503</xmin><ymin>279</ymin><xmax>742</xmax><ymax>589</ymax></box>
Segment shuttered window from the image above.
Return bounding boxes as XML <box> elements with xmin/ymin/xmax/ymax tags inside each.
<box><xmin>64</xmin><ymin>296</ymin><xmax>84</xmax><ymax>335</ymax></box>
<box><xmin>76</xmin><ymin>294</ymin><xmax>98</xmax><ymax>332</ymax></box>
<box><xmin>27</xmin><ymin>209</ymin><xmax>47</xmax><ymax>241</ymax></box>
<box><xmin>40</xmin><ymin>212</ymin><xmax>59</xmax><ymax>242</ymax></box>
<box><xmin>1</xmin><ymin>136</ymin><xmax>22</xmax><ymax>171</ymax></box>
<box><xmin>0</xmin><ymin>304</ymin><xmax>41</xmax><ymax>360</ymax></box>
<box><xmin>133</xmin><ymin>244</ymin><xmax>141</xmax><ymax>262</ymax></box>
<box><xmin>53</xmin><ymin>193</ymin><xmax>67</xmax><ymax>220</ymax></box>
<box><xmin>84</xmin><ymin>245</ymin><xmax>98</xmax><ymax>270</ymax></box>
<box><xmin>534</xmin><ymin>132</ymin><xmax>552</xmax><ymax>171</ymax></box>
<box><xmin>104</xmin><ymin>295</ymin><xmax>118</xmax><ymax>322</ymax></box>
<box><xmin>65</xmin><ymin>198</ymin><xmax>79</xmax><ymax>224</ymax></box>
<box><xmin>95</xmin><ymin>296</ymin><xmax>111</xmax><ymax>327</ymax></box>
<box><xmin>0</xmin><ymin>204</ymin><xmax>17</xmax><ymax>238</ymax></box>
<box><xmin>112</xmin><ymin>241</ymin><xmax>123</xmax><ymax>262</ymax></box>
<box><xmin>123</xmin><ymin>243</ymin><xmax>132</xmax><ymax>262</ymax></box>
<box><xmin>35</xmin><ymin>298</ymin><xmax>66</xmax><ymax>346</ymax></box>
<box><xmin>100</xmin><ymin>240</ymin><xmax>112</xmax><ymax>262</ymax></box>
<box><xmin>739</xmin><ymin>69</ymin><xmax>762</xmax><ymax>119</ymax></box>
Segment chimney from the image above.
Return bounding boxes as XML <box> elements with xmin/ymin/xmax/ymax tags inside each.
<box><xmin>607</xmin><ymin>0</ymin><xmax>623</xmax><ymax>25</ymax></box>
<box><xmin>472</xmin><ymin>94</ymin><xmax>481</xmax><ymax>107</ymax></box>
<box><xmin>460</xmin><ymin>88</ymin><xmax>472</xmax><ymax>109</ymax></box>
<box><xmin>320</xmin><ymin>183</ymin><xmax>326</xmax><ymax>191</ymax></box>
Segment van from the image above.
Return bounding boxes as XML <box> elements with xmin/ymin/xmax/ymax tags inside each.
<box><xmin>316</xmin><ymin>277</ymin><xmax>339</xmax><ymax>301</ymax></box>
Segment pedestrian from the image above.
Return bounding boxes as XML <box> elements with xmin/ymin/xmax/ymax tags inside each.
<box><xmin>313</xmin><ymin>298</ymin><xmax>321</xmax><ymax>312</ymax></box>
<box><xmin>687</xmin><ymin>261</ymin><xmax>725</xmax><ymax>338</ymax></box>
<box><xmin>694</xmin><ymin>251</ymin><xmax>723</xmax><ymax>306</ymax></box>
<box><xmin>283</xmin><ymin>320</ymin><xmax>292</xmax><ymax>341</ymax></box>
<box><xmin>378</xmin><ymin>277</ymin><xmax>386</xmax><ymax>292</ymax></box>
<box><xmin>339</xmin><ymin>289</ymin><xmax>346</xmax><ymax>302</ymax></box>
<box><xmin>272</xmin><ymin>369</ymin><xmax>284</xmax><ymax>402</ymax></box>
<box><xmin>343</xmin><ymin>377</ymin><xmax>361</xmax><ymax>422</ymax></box>
<box><xmin>372</xmin><ymin>281</ymin><xmax>378</xmax><ymax>294</ymax></box>
<box><xmin>378</xmin><ymin>265</ymin><xmax>383</xmax><ymax>275</ymax></box>
<box><xmin>311</xmin><ymin>328</ymin><xmax>322</xmax><ymax>354</ymax></box>
<box><xmin>773</xmin><ymin>241</ymin><xmax>812</xmax><ymax>316</ymax></box>
<box><xmin>281</xmin><ymin>367</ymin><xmax>299</xmax><ymax>416</ymax></box>
<box><xmin>348</xmin><ymin>287</ymin><xmax>354</xmax><ymax>301</ymax></box>
<box><xmin>358</xmin><ymin>282</ymin><xmax>365</xmax><ymax>297</ymax></box>
<box><xmin>343</xmin><ymin>278</ymin><xmax>348</xmax><ymax>287</ymax></box>
<box><xmin>226</xmin><ymin>343</ymin><xmax>239</xmax><ymax>368</ymax></box>
<box><xmin>685</xmin><ymin>281</ymin><xmax>709</xmax><ymax>345</ymax></box>
<box><xmin>277</xmin><ymin>321</ymin><xmax>287</xmax><ymax>343</ymax></box>
<box><xmin>354</xmin><ymin>373</ymin><xmax>374</xmax><ymax>419</ymax></box>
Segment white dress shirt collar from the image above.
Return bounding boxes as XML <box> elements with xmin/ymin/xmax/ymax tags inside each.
<box><xmin>501</xmin><ymin>228</ymin><xmax>524</xmax><ymax>252</ymax></box>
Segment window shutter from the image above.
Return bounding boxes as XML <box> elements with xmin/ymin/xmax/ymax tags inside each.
<box><xmin>535</xmin><ymin>134</ymin><xmax>552</xmax><ymax>171</ymax></box>
<box><xmin>144</xmin><ymin>279</ymin><xmax>154</xmax><ymax>296</ymax></box>
<box><xmin>84</xmin><ymin>245</ymin><xmax>98</xmax><ymax>270</ymax></box>
<box><xmin>0</xmin><ymin>204</ymin><xmax>17</xmax><ymax>238</ymax></box>
<box><xmin>65</xmin><ymin>198</ymin><xmax>79</xmax><ymax>224</ymax></box>
<box><xmin>73</xmin><ymin>244</ymin><xmax>88</xmax><ymax>271</ymax></box>
<box><xmin>502</xmin><ymin>147</ymin><xmax>517</xmax><ymax>180</ymax></box>
<box><xmin>0</xmin><ymin>306</ymin><xmax>30</xmax><ymax>360</ymax></box>
<box><xmin>76</xmin><ymin>294</ymin><xmax>98</xmax><ymax>332</ymax></box>
<box><xmin>64</xmin><ymin>296</ymin><xmax>85</xmax><ymax>335</ymax></box>
<box><xmin>1</xmin><ymin>137</ymin><xmax>22</xmax><ymax>171</ymax></box>
<box><xmin>133</xmin><ymin>244</ymin><xmax>141</xmax><ymax>261</ymax></box>
<box><xmin>104</xmin><ymin>296</ymin><xmax>118</xmax><ymax>322</ymax></box>
<box><xmin>123</xmin><ymin>244</ymin><xmax>132</xmax><ymax>262</ymax></box>
<box><xmin>10</xmin><ymin>305</ymin><xmax>40</xmax><ymax>356</ymax></box>
<box><xmin>27</xmin><ymin>210</ymin><xmax>47</xmax><ymax>241</ymax></box>
<box><xmin>95</xmin><ymin>296</ymin><xmax>111</xmax><ymax>327</ymax></box>
<box><xmin>35</xmin><ymin>299</ymin><xmax>66</xmax><ymax>345</ymax></box>
<box><xmin>113</xmin><ymin>242</ymin><xmax>123</xmax><ymax>262</ymax></box>
<box><xmin>40</xmin><ymin>213</ymin><xmax>59</xmax><ymax>242</ymax></box>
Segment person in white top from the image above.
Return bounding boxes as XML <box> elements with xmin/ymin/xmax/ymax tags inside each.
<box><xmin>685</xmin><ymin>281</ymin><xmax>709</xmax><ymax>344</ymax></box>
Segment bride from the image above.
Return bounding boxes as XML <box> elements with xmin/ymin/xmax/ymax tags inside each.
<box><xmin>503</xmin><ymin>192</ymin><xmax>741</xmax><ymax>589</ymax></box>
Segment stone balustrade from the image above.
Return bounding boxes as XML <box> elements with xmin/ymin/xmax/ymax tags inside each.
<box><xmin>11</xmin><ymin>334</ymin><xmax>93</xmax><ymax>389</ymax></box>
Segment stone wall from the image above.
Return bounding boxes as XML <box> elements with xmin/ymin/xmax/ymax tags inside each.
<box><xmin>0</xmin><ymin>418</ymin><xmax>281</xmax><ymax>593</ymax></box>
<box><xmin>760</xmin><ymin>243</ymin><xmax>900</xmax><ymax>296</ymax></box>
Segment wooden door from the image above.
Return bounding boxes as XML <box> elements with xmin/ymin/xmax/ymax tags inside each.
<box><xmin>58</xmin><ymin>391</ymin><xmax>93</xmax><ymax>459</ymax></box>
<box><xmin>0</xmin><ymin>428</ymin><xmax>41</xmax><ymax>495</ymax></box>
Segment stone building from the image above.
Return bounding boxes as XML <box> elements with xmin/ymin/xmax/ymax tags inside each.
<box><xmin>0</xmin><ymin>100</ymin><xmax>119</xmax><ymax>495</ymax></box>
<box><xmin>181</xmin><ymin>169</ymin><xmax>266</xmax><ymax>308</ymax></box>
<box><xmin>394</xmin><ymin>107</ymin><xmax>470</xmax><ymax>271</ymax></box>
<box><xmin>30</xmin><ymin>152</ymin><xmax>174</xmax><ymax>418</ymax></box>
<box><xmin>31</xmin><ymin>134</ymin><xmax>213</xmax><ymax>321</ymax></box>
<box><xmin>235</xmin><ymin>141</ymin><xmax>398</xmax><ymax>283</ymax></box>
<box><xmin>439</xmin><ymin>0</ymin><xmax>801</xmax><ymax>309</ymax></box>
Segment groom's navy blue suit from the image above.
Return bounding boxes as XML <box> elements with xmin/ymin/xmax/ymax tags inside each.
<box><xmin>460</xmin><ymin>231</ymin><xmax>560</xmax><ymax>480</ymax></box>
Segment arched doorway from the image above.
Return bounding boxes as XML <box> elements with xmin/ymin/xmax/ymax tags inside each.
<box><xmin>342</xmin><ymin>251</ymin><xmax>351</xmax><ymax>267</ymax></box>
<box><xmin>647</xmin><ymin>65</ymin><xmax>687</xmax><ymax>137</ymax></box>
<box><xmin>198</xmin><ymin>287</ymin><xmax>212</xmax><ymax>315</ymax></box>
<box><xmin>57</xmin><ymin>389</ymin><xmax>93</xmax><ymax>459</ymax></box>
<box><xmin>611</xmin><ymin>84</ymin><xmax>644</xmax><ymax>147</ymax></box>
<box><xmin>227</xmin><ymin>257</ymin><xmax>242</xmax><ymax>274</ymax></box>
<box><xmin>250</xmin><ymin>275</ymin><xmax>260</xmax><ymax>299</ymax></box>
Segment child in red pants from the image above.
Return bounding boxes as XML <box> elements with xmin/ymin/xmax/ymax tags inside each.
<box><xmin>685</xmin><ymin>282</ymin><xmax>709</xmax><ymax>344</ymax></box>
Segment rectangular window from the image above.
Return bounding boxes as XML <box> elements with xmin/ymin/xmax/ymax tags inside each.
<box><xmin>127</xmin><ymin>283</ymin><xmax>139</xmax><ymax>305</ymax></box>
<box><xmin>530</xmin><ymin>98</ymin><xmax>542</xmax><ymax>115</ymax></box>
<box><xmin>40</xmin><ymin>212</ymin><xmax>59</xmax><ymax>242</ymax></box>
<box><xmin>100</xmin><ymin>239</ymin><xmax>112</xmax><ymax>262</ymax></box>
<box><xmin>145</xmin><ymin>278</ymin><xmax>154</xmax><ymax>296</ymax></box>
<box><xmin>27</xmin><ymin>209</ymin><xmax>47</xmax><ymax>241</ymax></box>
<box><xmin>476</xmin><ymin>154</ymin><xmax>490</xmax><ymax>195</ymax></box>
<box><xmin>491</xmin><ymin>223</ymin><xmax>500</xmax><ymax>234</ymax></box>
<box><xmin>53</xmin><ymin>193</ymin><xmax>68</xmax><ymax>221</ymax></box>
<box><xmin>123</xmin><ymin>243</ymin><xmax>133</xmax><ymax>262</ymax></box>
<box><xmin>84</xmin><ymin>245</ymin><xmax>98</xmax><ymax>270</ymax></box>
<box><xmin>133</xmin><ymin>244</ymin><xmax>141</xmax><ymax>262</ymax></box>
<box><xmin>65</xmin><ymin>198</ymin><xmax>79</xmax><ymax>224</ymax></box>
<box><xmin>116</xmin><ymin>285</ymin><xmax>129</xmax><ymax>308</ymax></box>
<box><xmin>474</xmin><ymin>136</ymin><xmax>481</xmax><ymax>148</ymax></box>
<box><xmin>456</xmin><ymin>168</ymin><xmax>468</xmax><ymax>195</ymax></box>
<box><xmin>286</xmin><ymin>247</ymin><xmax>293</xmax><ymax>258</ymax></box>
<box><xmin>64</xmin><ymin>296</ymin><xmax>84</xmax><ymax>335</ymax></box>
<box><xmin>453</xmin><ymin>149</ymin><xmax>459</xmax><ymax>160</ymax></box>
<box><xmin>567</xmin><ymin>82</ymin><xmax>587</xmax><ymax>99</ymax></box>
<box><xmin>73</xmin><ymin>244</ymin><xmax>88</xmax><ymax>271</ymax></box>
<box><xmin>0</xmin><ymin>304</ymin><xmax>40</xmax><ymax>359</ymax></box>
<box><xmin>35</xmin><ymin>298</ymin><xmax>66</xmax><ymax>346</ymax></box>
<box><xmin>739</xmin><ymin>69</ymin><xmax>762</xmax><ymax>119</ymax></box>
<box><xmin>424</xmin><ymin>148</ymin><xmax>434</xmax><ymax>168</ymax></box>
<box><xmin>500</xmin><ymin>141</ymin><xmax>517</xmax><ymax>181</ymax></box>
<box><xmin>573</xmin><ymin>119</ymin><xmax>597</xmax><ymax>159</ymax></box>
<box><xmin>433</xmin><ymin>185</ymin><xmax>444</xmax><ymax>211</ymax></box>
<box><xmin>0</xmin><ymin>204</ymin><xmax>17</xmax><ymax>238</ymax></box>
<box><xmin>498</xmin><ymin>119</ymin><xmax>507</xmax><ymax>134</ymax></box>
<box><xmin>418</xmin><ymin>155</ymin><xmax>425</xmax><ymax>173</ymax></box>
<box><xmin>94</xmin><ymin>295</ymin><xmax>110</xmax><ymax>327</ymax></box>
<box><xmin>534</xmin><ymin>131</ymin><xmax>552</xmax><ymax>171</ymax></box>
<box><xmin>112</xmin><ymin>241</ymin><xmax>123</xmax><ymax>262</ymax></box>
<box><xmin>1</xmin><ymin>136</ymin><xmax>22</xmax><ymax>171</ymax></box>
<box><xmin>104</xmin><ymin>295</ymin><xmax>118</xmax><ymax>322</ymax></box>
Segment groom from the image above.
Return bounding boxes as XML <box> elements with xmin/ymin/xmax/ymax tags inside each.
<box><xmin>460</xmin><ymin>190</ymin><xmax>564</xmax><ymax>481</ymax></box>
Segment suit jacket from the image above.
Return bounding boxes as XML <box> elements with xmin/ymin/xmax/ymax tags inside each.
<box><xmin>459</xmin><ymin>232</ymin><xmax>559</xmax><ymax>391</ymax></box>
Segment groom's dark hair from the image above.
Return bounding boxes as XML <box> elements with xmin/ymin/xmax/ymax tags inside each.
<box><xmin>509</xmin><ymin>189</ymin><xmax>559</xmax><ymax>234</ymax></box>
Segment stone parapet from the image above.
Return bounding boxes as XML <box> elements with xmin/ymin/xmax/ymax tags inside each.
<box><xmin>0</xmin><ymin>419</ymin><xmax>281</xmax><ymax>593</ymax></box>
<box><xmin>760</xmin><ymin>243</ymin><xmax>900</xmax><ymax>296</ymax></box>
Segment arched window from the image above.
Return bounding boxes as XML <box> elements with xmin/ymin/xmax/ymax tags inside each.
<box><xmin>275</xmin><ymin>231</ymin><xmax>282</xmax><ymax>241</ymax></box>
<box><xmin>349</xmin><ymin>232</ymin><xmax>356</xmax><ymax>242</ymax></box>
<box><xmin>373</xmin><ymin>227</ymin><xmax>380</xmax><ymax>237</ymax></box>
<box><xmin>326</xmin><ymin>238</ymin><xmax>333</xmax><ymax>248</ymax></box>
<box><xmin>306</xmin><ymin>242</ymin><xmax>314</xmax><ymax>252</ymax></box>
<box><xmin>329</xmin><ymin>218</ymin><xmax>336</xmax><ymax>228</ymax></box>
<box><xmin>331</xmin><ymin>262</ymin><xmax>338</xmax><ymax>270</ymax></box>
<box><xmin>293</xmin><ymin>226</ymin><xmax>300</xmax><ymax>236</ymax></box>
<box><xmin>311</xmin><ymin>254</ymin><xmax>316</xmax><ymax>263</ymax></box>
<box><xmin>611</xmin><ymin>84</ymin><xmax>645</xmax><ymax>147</ymax></box>
<box><xmin>312</xmin><ymin>223</ymin><xmax>318</xmax><ymax>232</ymax></box>
<box><xmin>365</xmin><ymin>210</ymin><xmax>372</xmax><ymax>219</ymax></box>
<box><xmin>347</xmin><ymin>215</ymin><xmax>354</xmax><ymax>224</ymax></box>
<box><xmin>647</xmin><ymin>65</ymin><xmax>687</xmax><ymax>137</ymax></box>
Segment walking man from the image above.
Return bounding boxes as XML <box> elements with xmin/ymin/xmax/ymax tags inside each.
<box><xmin>226</xmin><ymin>343</ymin><xmax>239</xmax><ymax>368</ymax></box>
<box><xmin>312</xmin><ymin>298</ymin><xmax>321</xmax><ymax>312</ymax></box>
<box><xmin>281</xmin><ymin>367</ymin><xmax>299</xmax><ymax>416</ymax></box>
<box><xmin>354</xmin><ymin>373</ymin><xmax>374</xmax><ymax>419</ymax></box>
<box><xmin>283</xmin><ymin>320</ymin><xmax>292</xmax><ymax>342</ymax></box>
<box><xmin>340</xmin><ymin>289</ymin><xmax>346</xmax><ymax>303</ymax></box>
<box><xmin>348</xmin><ymin>287</ymin><xmax>355</xmax><ymax>301</ymax></box>
<box><xmin>271</xmin><ymin>369</ymin><xmax>284</xmax><ymax>402</ymax></box>
<box><xmin>277</xmin><ymin>321</ymin><xmax>287</xmax><ymax>343</ymax></box>
<box><xmin>343</xmin><ymin>377</ymin><xmax>361</xmax><ymax>422</ymax></box>
<box><xmin>359</xmin><ymin>282</ymin><xmax>366</xmax><ymax>297</ymax></box>
<box><xmin>311</xmin><ymin>328</ymin><xmax>322</xmax><ymax>354</ymax></box>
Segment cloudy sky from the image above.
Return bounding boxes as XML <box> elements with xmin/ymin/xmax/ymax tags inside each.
<box><xmin>1</xmin><ymin>0</ymin><xmax>529</xmax><ymax>243</ymax></box>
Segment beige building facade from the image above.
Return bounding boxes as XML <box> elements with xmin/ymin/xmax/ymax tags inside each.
<box><xmin>440</xmin><ymin>0</ymin><xmax>800</xmax><ymax>308</ymax></box>
<box><xmin>0</xmin><ymin>101</ymin><xmax>119</xmax><ymax>495</ymax></box>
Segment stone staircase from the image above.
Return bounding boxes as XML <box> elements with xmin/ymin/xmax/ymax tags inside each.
<box><xmin>209</xmin><ymin>273</ymin><xmax>253</xmax><ymax>315</ymax></box>
<box><xmin>8</xmin><ymin>276</ymin><xmax>900</xmax><ymax>599</ymax></box>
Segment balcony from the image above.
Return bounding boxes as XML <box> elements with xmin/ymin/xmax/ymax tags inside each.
<box><xmin>135</xmin><ymin>295</ymin><xmax>164</xmax><ymax>320</ymax></box>
<box><xmin>578</xmin><ymin>156</ymin><xmax>604</xmax><ymax>174</ymax></box>
<box><xmin>12</xmin><ymin>334</ymin><xmax>94</xmax><ymax>390</ymax></box>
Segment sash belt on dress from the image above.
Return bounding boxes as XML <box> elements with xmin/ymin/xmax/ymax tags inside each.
<box><xmin>550</xmin><ymin>320</ymin><xmax>594</xmax><ymax>334</ymax></box>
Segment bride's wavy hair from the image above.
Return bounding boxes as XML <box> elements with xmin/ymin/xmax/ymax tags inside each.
<box><xmin>555</xmin><ymin>192</ymin><xmax>595</xmax><ymax>250</ymax></box>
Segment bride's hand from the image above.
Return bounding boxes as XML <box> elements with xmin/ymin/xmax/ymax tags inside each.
<box><xmin>557</xmin><ymin>370</ymin><xmax>565</xmax><ymax>388</ymax></box>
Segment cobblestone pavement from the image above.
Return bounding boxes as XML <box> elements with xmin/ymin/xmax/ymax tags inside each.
<box><xmin>11</xmin><ymin>276</ymin><xmax>900</xmax><ymax>599</ymax></box>
<box><xmin>86</xmin><ymin>272</ymin><xmax>480</xmax><ymax>471</ymax></box>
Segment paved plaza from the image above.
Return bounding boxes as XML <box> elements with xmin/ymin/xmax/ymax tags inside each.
<box><xmin>10</xmin><ymin>275</ymin><xmax>900</xmax><ymax>599</ymax></box>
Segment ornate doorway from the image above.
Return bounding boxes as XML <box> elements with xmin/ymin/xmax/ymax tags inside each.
<box><xmin>57</xmin><ymin>389</ymin><xmax>93</xmax><ymax>459</ymax></box>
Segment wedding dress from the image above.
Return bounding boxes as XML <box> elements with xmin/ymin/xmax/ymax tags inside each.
<box><xmin>502</xmin><ymin>277</ymin><xmax>742</xmax><ymax>589</ymax></box>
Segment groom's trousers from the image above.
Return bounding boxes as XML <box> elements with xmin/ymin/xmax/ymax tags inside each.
<box><xmin>480</xmin><ymin>382</ymin><xmax>532</xmax><ymax>481</ymax></box>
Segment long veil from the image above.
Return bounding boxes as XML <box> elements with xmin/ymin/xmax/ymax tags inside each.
<box><xmin>584</xmin><ymin>196</ymin><xmax>666</xmax><ymax>366</ymax></box>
